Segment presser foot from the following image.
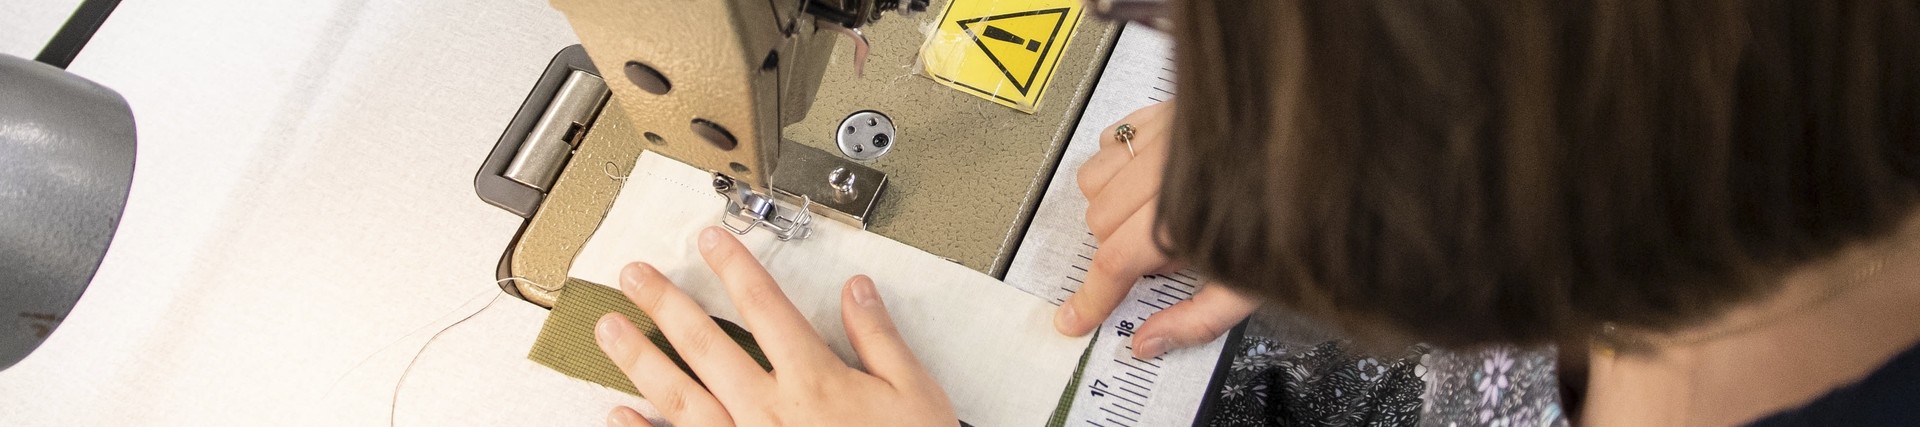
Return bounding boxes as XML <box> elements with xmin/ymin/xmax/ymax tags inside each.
<box><xmin>711</xmin><ymin>142</ymin><xmax>888</xmax><ymax>240</ymax></box>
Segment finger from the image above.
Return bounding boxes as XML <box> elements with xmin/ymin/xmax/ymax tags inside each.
<box><xmin>1082</xmin><ymin>147</ymin><xmax>1121</xmax><ymax>201</ymax></box>
<box><xmin>1079</xmin><ymin>103</ymin><xmax>1172</xmax><ymax>198</ymax></box>
<box><xmin>1076</xmin><ymin>136</ymin><xmax>1130</xmax><ymax>200</ymax></box>
<box><xmin>619</xmin><ymin>263</ymin><xmax>771</xmax><ymax>401</ymax></box>
<box><xmin>695</xmin><ymin>227</ymin><xmax>840</xmax><ymax>370</ymax></box>
<box><xmin>1085</xmin><ymin>143</ymin><xmax>1167</xmax><ymax>241</ymax></box>
<box><xmin>1057</xmin><ymin>207</ymin><xmax>1173</xmax><ymax>336</ymax></box>
<box><xmin>606</xmin><ymin>406</ymin><xmax>657</xmax><ymax>427</ymax></box>
<box><xmin>839</xmin><ymin>275</ymin><xmax>939</xmax><ymax>390</ymax></box>
<box><xmin>596</xmin><ymin>313</ymin><xmax>732</xmax><ymax>426</ymax></box>
<box><xmin>1130</xmin><ymin>284</ymin><xmax>1259</xmax><ymax>359</ymax></box>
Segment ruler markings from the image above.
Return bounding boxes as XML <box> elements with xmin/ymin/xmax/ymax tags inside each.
<box><xmin>1101</xmin><ymin>407</ymin><xmax>1141</xmax><ymax>423</ymax></box>
<box><xmin>1132</xmin><ymin>356</ymin><xmax>1163</xmax><ymax>369</ymax></box>
<box><xmin>1108</xmin><ymin>392</ymin><xmax>1145</xmax><ymax>408</ymax></box>
<box><xmin>1110</xmin><ymin>371</ymin><xmax>1147</xmax><ymax>390</ymax></box>
<box><xmin>1160</xmin><ymin>287</ymin><xmax>1193</xmax><ymax>299</ymax></box>
<box><xmin>1160</xmin><ymin>275</ymin><xmax>1194</xmax><ymax>287</ymax></box>
<box><xmin>1150</xmin><ymin>288</ymin><xmax>1182</xmax><ymax>301</ymax></box>
<box><xmin>1115</xmin><ymin>359</ymin><xmax>1158</xmax><ymax>376</ymax></box>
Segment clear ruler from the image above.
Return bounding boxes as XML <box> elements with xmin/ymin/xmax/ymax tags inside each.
<box><xmin>1002</xmin><ymin>25</ymin><xmax>1232</xmax><ymax>427</ymax></box>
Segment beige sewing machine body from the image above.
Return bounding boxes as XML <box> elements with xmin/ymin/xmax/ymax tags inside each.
<box><xmin>476</xmin><ymin>0</ymin><xmax>1118</xmax><ymax>307</ymax></box>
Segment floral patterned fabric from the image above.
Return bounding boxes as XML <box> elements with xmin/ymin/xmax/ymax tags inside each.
<box><xmin>1418</xmin><ymin>346</ymin><xmax>1569</xmax><ymax>427</ymax></box>
<box><xmin>1206</xmin><ymin>339</ymin><xmax>1428</xmax><ymax>426</ymax></box>
<box><xmin>1204</xmin><ymin>336</ymin><xmax>1569</xmax><ymax>427</ymax></box>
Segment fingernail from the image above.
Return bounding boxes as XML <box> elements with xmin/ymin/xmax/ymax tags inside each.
<box><xmin>1136</xmin><ymin>337</ymin><xmax>1171</xmax><ymax>359</ymax></box>
<box><xmin>1054</xmin><ymin>305</ymin><xmax>1080</xmax><ymax>334</ymax></box>
<box><xmin>621</xmin><ymin>263</ymin><xmax>649</xmax><ymax>294</ymax></box>
<box><xmin>596</xmin><ymin>315</ymin><xmax>625</xmax><ymax>352</ymax></box>
<box><xmin>608</xmin><ymin>408</ymin><xmax>644</xmax><ymax>427</ymax></box>
<box><xmin>699</xmin><ymin>227</ymin><xmax>721</xmax><ymax>252</ymax></box>
<box><xmin>851</xmin><ymin>277</ymin><xmax>880</xmax><ymax>307</ymax></box>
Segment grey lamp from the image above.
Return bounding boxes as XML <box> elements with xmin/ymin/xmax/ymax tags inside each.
<box><xmin>0</xmin><ymin>53</ymin><xmax>137</xmax><ymax>370</ymax></box>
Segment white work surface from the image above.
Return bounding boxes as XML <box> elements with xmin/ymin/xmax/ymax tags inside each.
<box><xmin>0</xmin><ymin>0</ymin><xmax>84</xmax><ymax>58</ymax></box>
<box><xmin>0</xmin><ymin>0</ymin><xmax>659</xmax><ymax>425</ymax></box>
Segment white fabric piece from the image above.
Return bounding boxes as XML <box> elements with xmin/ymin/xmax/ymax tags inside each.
<box><xmin>570</xmin><ymin>151</ymin><xmax>1093</xmax><ymax>427</ymax></box>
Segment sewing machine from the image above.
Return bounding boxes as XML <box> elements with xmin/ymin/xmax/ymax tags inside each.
<box><xmin>476</xmin><ymin>0</ymin><xmax>1119</xmax><ymax>306</ymax></box>
<box><xmin>0</xmin><ymin>0</ymin><xmax>1236</xmax><ymax>424</ymax></box>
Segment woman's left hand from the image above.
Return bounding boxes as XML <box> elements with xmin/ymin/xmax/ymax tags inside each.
<box><xmin>594</xmin><ymin>226</ymin><xmax>957</xmax><ymax>427</ymax></box>
<box><xmin>1059</xmin><ymin>101</ymin><xmax>1261</xmax><ymax>359</ymax></box>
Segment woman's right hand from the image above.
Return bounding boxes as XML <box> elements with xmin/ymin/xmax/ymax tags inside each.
<box><xmin>1054</xmin><ymin>101</ymin><xmax>1261</xmax><ymax>359</ymax></box>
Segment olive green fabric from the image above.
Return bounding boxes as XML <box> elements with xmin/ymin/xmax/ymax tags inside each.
<box><xmin>1044</xmin><ymin>340</ymin><xmax>1095</xmax><ymax>427</ymax></box>
<box><xmin>528</xmin><ymin>278</ymin><xmax>1091</xmax><ymax>424</ymax></box>
<box><xmin>528</xmin><ymin>279</ymin><xmax>770</xmax><ymax>396</ymax></box>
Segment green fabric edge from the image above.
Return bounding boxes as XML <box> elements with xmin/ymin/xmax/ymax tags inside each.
<box><xmin>529</xmin><ymin>278</ymin><xmax>1096</xmax><ymax>424</ymax></box>
<box><xmin>1046</xmin><ymin>332</ymin><xmax>1098</xmax><ymax>427</ymax></box>
<box><xmin>528</xmin><ymin>279</ymin><xmax>770</xmax><ymax>396</ymax></box>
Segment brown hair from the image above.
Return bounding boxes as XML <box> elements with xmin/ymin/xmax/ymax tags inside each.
<box><xmin>1158</xmin><ymin>0</ymin><xmax>1920</xmax><ymax>346</ymax></box>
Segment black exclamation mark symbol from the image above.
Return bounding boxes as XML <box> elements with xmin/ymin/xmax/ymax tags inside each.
<box><xmin>982</xmin><ymin>25</ymin><xmax>1041</xmax><ymax>52</ymax></box>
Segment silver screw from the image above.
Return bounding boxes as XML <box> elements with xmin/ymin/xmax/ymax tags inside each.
<box><xmin>827</xmin><ymin>167</ymin><xmax>857</xmax><ymax>195</ymax></box>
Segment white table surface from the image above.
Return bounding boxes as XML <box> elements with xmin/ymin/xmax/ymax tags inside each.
<box><xmin>0</xmin><ymin>0</ymin><xmax>83</xmax><ymax>58</ymax></box>
<box><xmin>0</xmin><ymin>1</ymin><xmax>664</xmax><ymax>425</ymax></box>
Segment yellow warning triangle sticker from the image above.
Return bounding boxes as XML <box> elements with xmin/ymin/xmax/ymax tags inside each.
<box><xmin>919</xmin><ymin>0</ymin><xmax>1084</xmax><ymax>113</ymax></box>
<box><xmin>956</xmin><ymin>8</ymin><xmax>1070</xmax><ymax>95</ymax></box>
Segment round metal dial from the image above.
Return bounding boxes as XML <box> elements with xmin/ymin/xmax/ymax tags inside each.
<box><xmin>835</xmin><ymin>110</ymin><xmax>895</xmax><ymax>161</ymax></box>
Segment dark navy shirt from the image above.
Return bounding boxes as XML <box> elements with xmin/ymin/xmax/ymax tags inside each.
<box><xmin>1747</xmin><ymin>340</ymin><xmax>1920</xmax><ymax>426</ymax></box>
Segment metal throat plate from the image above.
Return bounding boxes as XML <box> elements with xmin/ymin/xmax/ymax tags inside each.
<box><xmin>770</xmin><ymin>141</ymin><xmax>886</xmax><ymax>227</ymax></box>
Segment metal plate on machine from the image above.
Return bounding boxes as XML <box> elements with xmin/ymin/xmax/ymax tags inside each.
<box><xmin>770</xmin><ymin>141</ymin><xmax>887</xmax><ymax>227</ymax></box>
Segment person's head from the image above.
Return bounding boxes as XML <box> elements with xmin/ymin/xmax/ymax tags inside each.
<box><xmin>1156</xmin><ymin>0</ymin><xmax>1920</xmax><ymax>347</ymax></box>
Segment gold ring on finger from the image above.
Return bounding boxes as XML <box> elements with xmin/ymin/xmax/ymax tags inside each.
<box><xmin>1114</xmin><ymin>123</ymin><xmax>1136</xmax><ymax>157</ymax></box>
